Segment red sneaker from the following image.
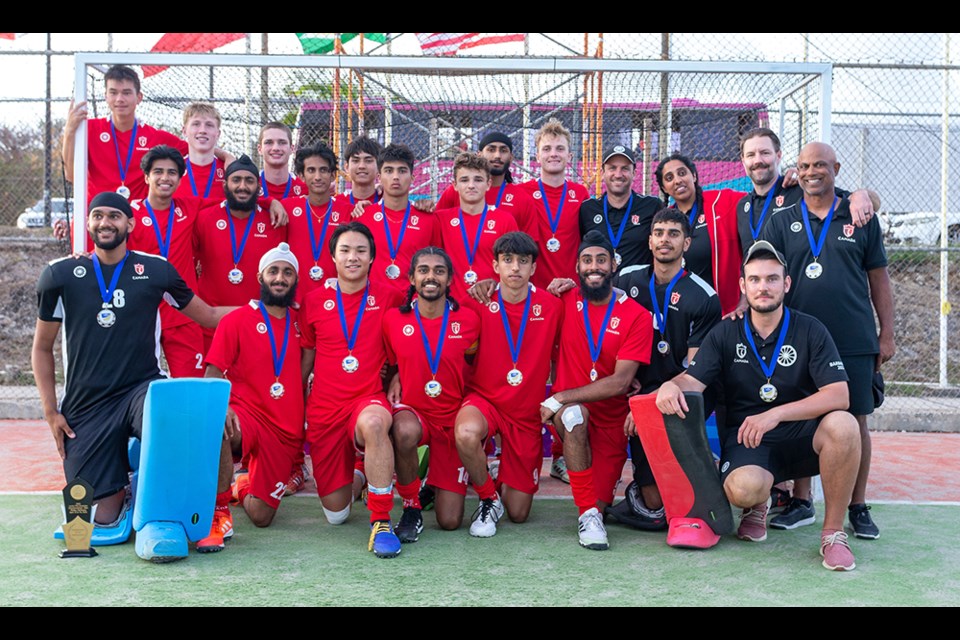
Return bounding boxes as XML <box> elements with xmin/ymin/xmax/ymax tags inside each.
<box><xmin>196</xmin><ymin>508</ymin><xmax>234</xmax><ymax>553</ymax></box>
<box><xmin>820</xmin><ymin>530</ymin><xmax>856</xmax><ymax>571</ymax></box>
<box><xmin>736</xmin><ymin>502</ymin><xmax>768</xmax><ymax>542</ymax></box>
<box><xmin>231</xmin><ymin>473</ymin><xmax>250</xmax><ymax>506</ymax></box>
<box><xmin>284</xmin><ymin>464</ymin><xmax>307</xmax><ymax>497</ymax></box>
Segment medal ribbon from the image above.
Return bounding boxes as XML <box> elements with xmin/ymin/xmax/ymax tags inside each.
<box><xmin>258</xmin><ymin>301</ymin><xmax>291</xmax><ymax>380</ymax></box>
<box><xmin>649</xmin><ymin>269</ymin><xmax>685</xmax><ymax>340</ymax></box>
<box><xmin>749</xmin><ymin>186</ymin><xmax>777</xmax><ymax>241</ymax></box>
<box><xmin>382</xmin><ymin>202</ymin><xmax>412</xmax><ymax>262</ymax></box>
<box><xmin>110</xmin><ymin>119</ymin><xmax>138</xmax><ymax>186</ymax></box>
<box><xmin>687</xmin><ymin>203</ymin><xmax>698</xmax><ymax>230</ymax></box>
<box><xmin>225</xmin><ymin>204</ymin><xmax>256</xmax><ymax>267</ymax></box>
<box><xmin>413</xmin><ymin>300</ymin><xmax>450</xmax><ymax>379</ymax></box>
<box><xmin>306</xmin><ymin>200</ymin><xmax>334</xmax><ymax>264</ymax></box>
<box><xmin>494</xmin><ymin>181</ymin><xmax>507</xmax><ymax>208</ymax></box>
<box><xmin>800</xmin><ymin>197</ymin><xmax>839</xmax><ymax>262</ymax></box>
<box><xmin>497</xmin><ymin>286</ymin><xmax>532</xmax><ymax>366</ymax></box>
<box><xmin>582</xmin><ymin>295</ymin><xmax>617</xmax><ymax>368</ymax></box>
<box><xmin>92</xmin><ymin>251</ymin><xmax>130</xmax><ymax>306</ymax></box>
<box><xmin>603</xmin><ymin>192</ymin><xmax>635</xmax><ymax>251</ymax></box>
<box><xmin>336</xmin><ymin>283</ymin><xmax>369</xmax><ymax>353</ymax></box>
<box><xmin>185</xmin><ymin>158</ymin><xmax>217</xmax><ymax>198</ymax></box>
<box><xmin>538</xmin><ymin>179</ymin><xmax>566</xmax><ymax>236</ymax></box>
<box><xmin>458</xmin><ymin>205</ymin><xmax>489</xmax><ymax>268</ymax></box>
<box><xmin>142</xmin><ymin>200</ymin><xmax>175</xmax><ymax>258</ymax></box>
<box><xmin>261</xmin><ymin>171</ymin><xmax>292</xmax><ymax>199</ymax></box>
<box><xmin>743</xmin><ymin>308</ymin><xmax>791</xmax><ymax>382</ymax></box>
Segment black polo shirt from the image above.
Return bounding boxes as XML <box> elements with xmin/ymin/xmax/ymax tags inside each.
<box><xmin>37</xmin><ymin>250</ymin><xmax>195</xmax><ymax>419</ymax></box>
<box><xmin>620</xmin><ymin>264</ymin><xmax>721</xmax><ymax>393</ymax></box>
<box><xmin>737</xmin><ymin>181</ymin><xmax>850</xmax><ymax>256</ymax></box>
<box><xmin>687</xmin><ymin>307</ymin><xmax>848</xmax><ymax>430</ymax></box>
<box><xmin>675</xmin><ymin>203</ymin><xmax>713</xmax><ymax>287</ymax></box>
<box><xmin>579</xmin><ymin>191</ymin><xmax>661</xmax><ymax>270</ymax></box>
<box><xmin>759</xmin><ymin>197</ymin><xmax>887</xmax><ymax>356</ymax></box>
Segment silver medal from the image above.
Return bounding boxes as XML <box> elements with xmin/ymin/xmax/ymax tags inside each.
<box><xmin>805</xmin><ymin>262</ymin><xmax>823</xmax><ymax>279</ymax></box>
<box><xmin>424</xmin><ymin>379</ymin><xmax>443</xmax><ymax>398</ymax></box>
<box><xmin>309</xmin><ymin>265</ymin><xmax>324</xmax><ymax>281</ymax></box>
<box><xmin>385</xmin><ymin>263</ymin><xmax>401</xmax><ymax>280</ymax></box>
<box><xmin>590</xmin><ymin>367</ymin><xmax>598</xmax><ymax>382</ymax></box>
<box><xmin>657</xmin><ymin>340</ymin><xmax>670</xmax><ymax>355</ymax></box>
<box><xmin>116</xmin><ymin>185</ymin><xmax>130</xmax><ymax>199</ymax></box>
<box><xmin>270</xmin><ymin>381</ymin><xmax>285</xmax><ymax>400</ymax></box>
<box><xmin>546</xmin><ymin>237</ymin><xmax>561</xmax><ymax>253</ymax></box>
<box><xmin>759</xmin><ymin>383</ymin><xmax>778</xmax><ymax>403</ymax></box>
<box><xmin>464</xmin><ymin>270</ymin><xmax>478</xmax><ymax>285</ymax></box>
<box><xmin>228</xmin><ymin>267</ymin><xmax>243</xmax><ymax>285</ymax></box>
<box><xmin>615</xmin><ymin>252</ymin><xmax>623</xmax><ymax>266</ymax></box>
<box><xmin>342</xmin><ymin>355</ymin><xmax>359</xmax><ymax>373</ymax></box>
<box><xmin>97</xmin><ymin>308</ymin><xmax>116</xmax><ymax>328</ymax></box>
<box><xmin>506</xmin><ymin>368</ymin><xmax>523</xmax><ymax>386</ymax></box>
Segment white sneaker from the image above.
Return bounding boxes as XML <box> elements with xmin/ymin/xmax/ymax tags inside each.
<box><xmin>578</xmin><ymin>507</ymin><xmax>609</xmax><ymax>550</ymax></box>
<box><xmin>469</xmin><ymin>495</ymin><xmax>505</xmax><ymax>538</ymax></box>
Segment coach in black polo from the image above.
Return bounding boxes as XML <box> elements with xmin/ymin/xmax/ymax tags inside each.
<box><xmin>579</xmin><ymin>145</ymin><xmax>661</xmax><ymax>272</ymax></box>
<box><xmin>656</xmin><ymin>240</ymin><xmax>861</xmax><ymax>571</ymax></box>
<box><xmin>759</xmin><ymin>141</ymin><xmax>895</xmax><ymax>540</ymax></box>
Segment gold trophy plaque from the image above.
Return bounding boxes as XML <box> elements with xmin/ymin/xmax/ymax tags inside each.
<box><xmin>59</xmin><ymin>478</ymin><xmax>98</xmax><ymax>558</ymax></box>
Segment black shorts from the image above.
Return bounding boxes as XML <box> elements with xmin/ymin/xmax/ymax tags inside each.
<box><xmin>842</xmin><ymin>354</ymin><xmax>876</xmax><ymax>416</ymax></box>
<box><xmin>719</xmin><ymin>417</ymin><xmax>822</xmax><ymax>485</ymax></box>
<box><xmin>62</xmin><ymin>379</ymin><xmax>151</xmax><ymax>500</ymax></box>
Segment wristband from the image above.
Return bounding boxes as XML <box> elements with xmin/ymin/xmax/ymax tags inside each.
<box><xmin>541</xmin><ymin>395</ymin><xmax>562</xmax><ymax>415</ymax></box>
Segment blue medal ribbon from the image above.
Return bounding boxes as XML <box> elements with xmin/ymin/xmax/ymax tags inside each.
<box><xmin>258</xmin><ymin>301</ymin><xmax>291</xmax><ymax>381</ymax></box>
<box><xmin>649</xmin><ymin>268</ymin><xmax>685</xmax><ymax>340</ymax></box>
<box><xmin>110</xmin><ymin>119</ymin><xmax>138</xmax><ymax>186</ymax></box>
<box><xmin>413</xmin><ymin>300</ymin><xmax>450</xmax><ymax>379</ymax></box>
<box><xmin>185</xmin><ymin>158</ymin><xmax>217</xmax><ymax>198</ymax></box>
<box><xmin>261</xmin><ymin>171</ymin><xmax>292</xmax><ymax>199</ymax></box>
<box><xmin>743</xmin><ymin>308</ymin><xmax>791</xmax><ymax>382</ymax></box>
<box><xmin>538</xmin><ymin>179</ymin><xmax>566</xmax><ymax>236</ymax></box>
<box><xmin>749</xmin><ymin>186</ymin><xmax>777</xmax><ymax>241</ymax></box>
<box><xmin>686</xmin><ymin>203</ymin><xmax>699</xmax><ymax>230</ymax></box>
<box><xmin>603</xmin><ymin>192</ymin><xmax>635</xmax><ymax>252</ymax></box>
<box><xmin>225</xmin><ymin>204</ymin><xmax>256</xmax><ymax>267</ymax></box>
<box><xmin>142</xmin><ymin>200</ymin><xmax>175</xmax><ymax>258</ymax></box>
<box><xmin>337</xmin><ymin>283</ymin><xmax>369</xmax><ymax>353</ymax></box>
<box><xmin>306</xmin><ymin>200</ymin><xmax>334</xmax><ymax>264</ymax></box>
<box><xmin>497</xmin><ymin>286</ymin><xmax>532</xmax><ymax>366</ymax></box>
<box><xmin>92</xmin><ymin>251</ymin><xmax>129</xmax><ymax>306</ymax></box>
<box><xmin>582</xmin><ymin>294</ymin><xmax>617</xmax><ymax>368</ymax></box>
<box><xmin>800</xmin><ymin>197</ymin><xmax>839</xmax><ymax>262</ymax></box>
<box><xmin>458</xmin><ymin>205</ymin><xmax>489</xmax><ymax>268</ymax></box>
<box><xmin>382</xmin><ymin>202</ymin><xmax>412</xmax><ymax>262</ymax></box>
<box><xmin>493</xmin><ymin>181</ymin><xmax>507</xmax><ymax>208</ymax></box>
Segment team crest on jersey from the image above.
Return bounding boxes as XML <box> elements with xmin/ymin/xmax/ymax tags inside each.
<box><xmin>610</xmin><ymin>317</ymin><xmax>621</xmax><ymax>330</ymax></box>
<box><xmin>411</xmin><ymin>215</ymin><xmax>419</xmax><ymax>226</ymax></box>
<box><xmin>374</xmin><ymin>212</ymin><xmax>384</xmax><ymax>222</ymax></box>
<box><xmin>790</xmin><ymin>221</ymin><xmax>803</xmax><ymax>233</ymax></box>
<box><xmin>488</xmin><ymin>302</ymin><xmax>500</xmax><ymax>313</ymax></box>
<box><xmin>533</xmin><ymin>191</ymin><xmax>542</xmax><ymax>200</ymax></box>
<box><xmin>257</xmin><ymin>222</ymin><xmax>266</xmax><ymax>234</ymax></box>
<box><xmin>506</xmin><ymin>194</ymin><xmax>514</xmax><ymax>203</ymax></box>
<box><xmin>776</xmin><ymin>195</ymin><xmax>785</xmax><ymax>207</ymax></box>
<box><xmin>332</xmin><ymin>212</ymin><xmax>340</xmax><ymax>222</ymax></box>
<box><xmin>403</xmin><ymin>324</ymin><xmax>415</xmax><ymax>336</ymax></box>
<box><xmin>568</xmin><ymin>190</ymin><xmax>577</xmax><ymax>199</ymax></box>
<box><xmin>73</xmin><ymin>266</ymin><xmax>86</xmax><ymax>278</ymax></box>
<box><xmin>175</xmin><ymin>207</ymin><xmax>185</xmax><ymax>220</ymax></box>
<box><xmin>138</xmin><ymin>135</ymin><xmax>147</xmax><ymax>147</ymax></box>
<box><xmin>743</xmin><ymin>202</ymin><xmax>750</xmax><ymax>212</ymax></box>
<box><xmin>450</xmin><ymin>218</ymin><xmax>460</xmax><ymax>227</ymax></box>
<box><xmin>293</xmin><ymin>186</ymin><xmax>303</xmax><ymax>196</ymax></box>
<box><xmin>576</xmin><ymin>301</ymin><xmax>583</xmax><ymax>312</ymax></box>
<box><xmin>216</xmin><ymin>219</ymin><xmax>227</xmax><ymax>230</ymax></box>
<box><xmin>843</xmin><ymin>224</ymin><xmax>855</xmax><ymax>238</ymax></box>
<box><xmin>632</xmin><ymin>215</ymin><xmax>640</xmax><ymax>225</ymax></box>
<box><xmin>367</xmin><ymin>295</ymin><xmax>376</xmax><ymax>307</ymax></box>
<box><xmin>736</xmin><ymin>343</ymin><xmax>747</xmax><ymax>359</ymax></box>
<box><xmin>451</xmin><ymin>322</ymin><xmax>461</xmax><ymax>335</ymax></box>
<box><xmin>141</xmin><ymin>216</ymin><xmax>153</xmax><ymax>227</ymax></box>
<box><xmin>630</xmin><ymin>286</ymin><xmax>639</xmax><ymax>298</ymax></box>
<box><xmin>778</xmin><ymin>345</ymin><xmax>797</xmax><ymax>367</ymax></box>
<box><xmin>134</xmin><ymin>263</ymin><xmax>144</xmax><ymax>275</ymax></box>
<box><xmin>671</xmin><ymin>291</ymin><xmax>681</xmax><ymax>305</ymax></box>
<box><xmin>533</xmin><ymin>304</ymin><xmax>542</xmax><ymax>317</ymax></box>
<box><xmin>487</xmin><ymin>220</ymin><xmax>495</xmax><ymax>230</ymax></box>
<box><xmin>216</xmin><ymin>168</ymin><xmax>224</xmax><ymax>179</ymax></box>
<box><xmin>593</xmin><ymin>214</ymin><xmax>603</xmax><ymax>224</ymax></box>
<box><xmin>293</xmin><ymin>207</ymin><xmax>303</xmax><ymax>217</ymax></box>
<box><xmin>324</xmin><ymin>300</ymin><xmax>336</xmax><ymax>311</ymax></box>
<box><xmin>697</xmin><ymin>214</ymin><xmax>705</xmax><ymax>224</ymax></box>
<box><xmin>99</xmin><ymin>132</ymin><xmax>111</xmax><ymax>143</ymax></box>
<box><xmin>256</xmin><ymin>322</ymin><xmax>267</xmax><ymax>334</ymax></box>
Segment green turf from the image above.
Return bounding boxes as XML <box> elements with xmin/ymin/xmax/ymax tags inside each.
<box><xmin>3</xmin><ymin>496</ymin><xmax>958</xmax><ymax>606</ymax></box>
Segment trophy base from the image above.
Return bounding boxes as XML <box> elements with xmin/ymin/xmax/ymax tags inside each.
<box><xmin>59</xmin><ymin>548</ymin><xmax>98</xmax><ymax>559</ymax></box>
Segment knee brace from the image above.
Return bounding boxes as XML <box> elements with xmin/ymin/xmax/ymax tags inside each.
<box><xmin>323</xmin><ymin>503</ymin><xmax>351</xmax><ymax>525</ymax></box>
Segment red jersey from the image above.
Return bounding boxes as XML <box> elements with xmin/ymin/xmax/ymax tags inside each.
<box><xmin>175</xmin><ymin>158</ymin><xmax>226</xmax><ymax>200</ymax></box>
<box><xmin>518</xmin><ymin>179</ymin><xmax>589</xmax><ymax>289</ymax></box>
<box><xmin>464</xmin><ymin>285</ymin><xmax>562</xmax><ymax>426</ymax></box>
<box><xmin>383</xmin><ymin>302</ymin><xmax>480</xmax><ymax>426</ymax></box>
<box><xmin>434</xmin><ymin>205</ymin><xmax>519</xmax><ymax>300</ymax></box>
<box><xmin>84</xmin><ymin>118</ymin><xmax>187</xmax><ymax>206</ymax></box>
<box><xmin>553</xmin><ymin>288</ymin><xmax>653</xmax><ymax>428</ymax></box>
<box><xmin>436</xmin><ymin>181</ymin><xmax>538</xmax><ymax>240</ymax></box>
<box><xmin>300</xmin><ymin>280</ymin><xmax>403</xmax><ymax>424</ymax></box>
<box><xmin>259</xmin><ymin>173</ymin><xmax>307</xmax><ymax>200</ymax></box>
<box><xmin>206</xmin><ymin>301</ymin><xmax>304</xmax><ymax>442</ymax></box>
<box><xmin>356</xmin><ymin>202</ymin><xmax>441</xmax><ymax>294</ymax></box>
<box><xmin>193</xmin><ymin>201</ymin><xmax>288</xmax><ymax>308</ymax></box>
<box><xmin>282</xmin><ymin>196</ymin><xmax>358</xmax><ymax>303</ymax></box>
<box><xmin>128</xmin><ymin>196</ymin><xmax>203</xmax><ymax>330</ymax></box>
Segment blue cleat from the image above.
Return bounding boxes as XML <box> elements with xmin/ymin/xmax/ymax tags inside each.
<box><xmin>369</xmin><ymin>520</ymin><xmax>402</xmax><ymax>558</ymax></box>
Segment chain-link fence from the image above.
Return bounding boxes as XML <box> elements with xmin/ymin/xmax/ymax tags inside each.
<box><xmin>1</xmin><ymin>33</ymin><xmax>957</xmax><ymax>420</ymax></box>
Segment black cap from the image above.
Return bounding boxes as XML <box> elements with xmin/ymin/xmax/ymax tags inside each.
<box><xmin>743</xmin><ymin>240</ymin><xmax>787</xmax><ymax>268</ymax></box>
<box><xmin>89</xmin><ymin>191</ymin><xmax>133</xmax><ymax>218</ymax></box>
<box><xmin>224</xmin><ymin>154</ymin><xmax>259</xmax><ymax>180</ymax></box>
<box><xmin>478</xmin><ymin>132</ymin><xmax>512</xmax><ymax>152</ymax></box>
<box><xmin>602</xmin><ymin>144</ymin><xmax>636</xmax><ymax>165</ymax></box>
<box><xmin>578</xmin><ymin>229</ymin><xmax>615</xmax><ymax>257</ymax></box>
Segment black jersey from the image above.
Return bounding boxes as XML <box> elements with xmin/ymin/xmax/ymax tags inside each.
<box><xmin>759</xmin><ymin>197</ymin><xmax>886</xmax><ymax>356</ymax></box>
<box><xmin>37</xmin><ymin>250</ymin><xmax>195</xmax><ymax>418</ymax></box>
<box><xmin>619</xmin><ymin>264</ymin><xmax>721</xmax><ymax>393</ymax></box>
<box><xmin>687</xmin><ymin>308</ymin><xmax>848</xmax><ymax>430</ymax></box>
<box><xmin>737</xmin><ymin>181</ymin><xmax>850</xmax><ymax>256</ymax></box>
<box><xmin>579</xmin><ymin>192</ymin><xmax>660</xmax><ymax>271</ymax></box>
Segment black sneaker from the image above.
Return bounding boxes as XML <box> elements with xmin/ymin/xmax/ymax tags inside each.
<box><xmin>603</xmin><ymin>481</ymin><xmax>667</xmax><ymax>531</ymax></box>
<box><xmin>769</xmin><ymin>498</ymin><xmax>816</xmax><ymax>530</ymax></box>
<box><xmin>848</xmin><ymin>503</ymin><xmax>880</xmax><ymax>540</ymax></box>
<box><xmin>769</xmin><ymin>486</ymin><xmax>793</xmax><ymax>514</ymax></box>
<box><xmin>396</xmin><ymin>506</ymin><xmax>424</xmax><ymax>543</ymax></box>
<box><xmin>418</xmin><ymin>485</ymin><xmax>436</xmax><ymax>512</ymax></box>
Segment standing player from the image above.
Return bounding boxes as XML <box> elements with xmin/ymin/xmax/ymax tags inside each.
<box><xmin>579</xmin><ymin>145</ymin><xmax>661</xmax><ymax>272</ymax></box>
<box><xmin>33</xmin><ymin>192</ymin><xmax>230</xmax><ymax>531</ymax></box>
<box><xmin>300</xmin><ymin>222</ymin><xmax>405</xmax><ymax>557</ymax></box>
<box><xmin>257</xmin><ymin>122</ymin><xmax>307</xmax><ymax>200</ymax></box>
<box><xmin>175</xmin><ymin>102</ymin><xmax>234</xmax><ymax>200</ymax></box>
<box><xmin>340</xmin><ymin>136</ymin><xmax>384</xmax><ymax>204</ymax></box>
<box><xmin>199</xmin><ymin>244</ymin><xmax>305</xmax><ymax>552</ymax></box>
<box><xmin>656</xmin><ymin>241</ymin><xmax>862</xmax><ymax>571</ymax></box>
<box><xmin>194</xmin><ymin>155</ymin><xmax>288</xmax><ymax>354</ymax></box>
<box><xmin>435</xmin><ymin>153</ymin><xmax>518</xmax><ymax>299</ymax></box>
<box><xmin>455</xmin><ymin>232</ymin><xmax>562</xmax><ymax>536</ymax></box>
<box><xmin>759</xmin><ymin>142</ymin><xmax>895</xmax><ymax>540</ymax></box>
<box><xmin>540</xmin><ymin>230</ymin><xmax>653</xmax><ymax>550</ymax></box>
<box><xmin>384</xmin><ymin>248</ymin><xmax>481</xmax><ymax>540</ymax></box>
<box><xmin>612</xmin><ymin>208</ymin><xmax>721</xmax><ymax>529</ymax></box>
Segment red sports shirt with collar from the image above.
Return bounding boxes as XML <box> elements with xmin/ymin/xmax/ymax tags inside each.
<box><xmin>518</xmin><ymin>180</ymin><xmax>589</xmax><ymax>289</ymax></box>
<box><xmin>175</xmin><ymin>158</ymin><xmax>226</xmax><ymax>200</ymax></box>
<box><xmin>259</xmin><ymin>174</ymin><xmax>308</xmax><ymax>200</ymax></box>
<box><xmin>434</xmin><ymin>205</ymin><xmax>519</xmax><ymax>300</ymax></box>
<box><xmin>356</xmin><ymin>203</ymin><xmax>442</xmax><ymax>294</ymax></box>
<box><xmin>436</xmin><ymin>182</ymin><xmax>538</xmax><ymax>240</ymax></box>
<box><xmin>281</xmin><ymin>196</ymin><xmax>359</xmax><ymax>303</ymax></box>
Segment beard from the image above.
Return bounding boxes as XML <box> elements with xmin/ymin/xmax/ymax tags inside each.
<box><xmin>89</xmin><ymin>225</ymin><xmax>128</xmax><ymax>251</ymax></box>
<box><xmin>748</xmin><ymin>294</ymin><xmax>783</xmax><ymax>314</ymax></box>
<box><xmin>579</xmin><ymin>270</ymin><xmax>614</xmax><ymax>302</ymax></box>
<box><xmin>416</xmin><ymin>281</ymin><xmax>449</xmax><ymax>302</ymax></box>
<box><xmin>489</xmin><ymin>160</ymin><xmax>510</xmax><ymax>177</ymax></box>
<box><xmin>260</xmin><ymin>280</ymin><xmax>297</xmax><ymax>307</ymax></box>
<box><xmin>226</xmin><ymin>187</ymin><xmax>257</xmax><ymax>212</ymax></box>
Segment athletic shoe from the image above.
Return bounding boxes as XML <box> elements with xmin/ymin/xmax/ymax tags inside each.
<box><xmin>769</xmin><ymin>498</ymin><xmax>816</xmax><ymax>530</ymax></box>
<box><xmin>418</xmin><ymin>484</ymin><xmax>436</xmax><ymax>512</ymax></box>
<box><xmin>736</xmin><ymin>502</ymin><xmax>768</xmax><ymax>542</ymax></box>
<box><xmin>820</xmin><ymin>530</ymin><xmax>856</xmax><ymax>571</ymax></box>
<box><xmin>196</xmin><ymin>508</ymin><xmax>234</xmax><ymax>553</ymax></box>
<box><xmin>848</xmin><ymin>503</ymin><xmax>880</xmax><ymax>540</ymax></box>
<box><xmin>769</xmin><ymin>485</ymin><xmax>793</xmax><ymax>514</ymax></box>
<box><xmin>368</xmin><ymin>520</ymin><xmax>402</xmax><ymax>558</ymax></box>
<box><xmin>354</xmin><ymin>468</ymin><xmax>368</xmax><ymax>504</ymax></box>
<box><xmin>396</xmin><ymin>506</ymin><xmax>424</xmax><ymax>543</ymax></box>
<box><xmin>469</xmin><ymin>495</ymin><xmax>505</xmax><ymax>538</ymax></box>
<box><xmin>603</xmin><ymin>480</ymin><xmax>667</xmax><ymax>531</ymax></box>
<box><xmin>488</xmin><ymin>458</ymin><xmax>500</xmax><ymax>483</ymax></box>
<box><xmin>550</xmin><ymin>456</ymin><xmax>570</xmax><ymax>484</ymax></box>
<box><xmin>230</xmin><ymin>472</ymin><xmax>250</xmax><ymax>506</ymax></box>
<box><xmin>577</xmin><ymin>507</ymin><xmax>609</xmax><ymax>550</ymax></box>
<box><xmin>284</xmin><ymin>464</ymin><xmax>308</xmax><ymax>497</ymax></box>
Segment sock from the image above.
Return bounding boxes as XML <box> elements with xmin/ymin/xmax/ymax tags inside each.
<box><xmin>396</xmin><ymin>479</ymin><xmax>422</xmax><ymax>510</ymax></box>
<box><xmin>367</xmin><ymin>485</ymin><xmax>394</xmax><ymax>523</ymax></box>
<box><xmin>567</xmin><ymin>467</ymin><xmax>596</xmax><ymax>515</ymax></box>
<box><xmin>215</xmin><ymin>488</ymin><xmax>231</xmax><ymax>511</ymax></box>
<box><xmin>474</xmin><ymin>475</ymin><xmax>496</xmax><ymax>501</ymax></box>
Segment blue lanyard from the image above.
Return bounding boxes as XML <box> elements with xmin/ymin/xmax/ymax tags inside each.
<box><xmin>687</xmin><ymin>203</ymin><xmax>699</xmax><ymax>229</ymax></box>
<box><xmin>110</xmin><ymin>119</ymin><xmax>138</xmax><ymax>184</ymax></box>
<box><xmin>497</xmin><ymin>287</ymin><xmax>532</xmax><ymax>366</ymax></box>
<box><xmin>306</xmin><ymin>200</ymin><xmax>334</xmax><ymax>263</ymax></box>
<box><xmin>142</xmin><ymin>200</ymin><xmax>175</xmax><ymax>258</ymax></box>
<box><xmin>413</xmin><ymin>300</ymin><xmax>450</xmax><ymax>378</ymax></box>
<box><xmin>649</xmin><ymin>269</ymin><xmax>685</xmax><ymax>339</ymax></box>
<box><xmin>382</xmin><ymin>202</ymin><xmax>412</xmax><ymax>261</ymax></box>
<box><xmin>92</xmin><ymin>251</ymin><xmax>129</xmax><ymax>305</ymax></box>
<box><xmin>494</xmin><ymin>181</ymin><xmax>507</xmax><ymax>208</ymax></box>
<box><xmin>261</xmin><ymin>171</ymin><xmax>292</xmax><ymax>199</ymax></box>
<box><xmin>538</xmin><ymin>179</ymin><xmax>566</xmax><ymax>236</ymax></box>
<box><xmin>603</xmin><ymin>192</ymin><xmax>635</xmax><ymax>250</ymax></box>
<box><xmin>336</xmin><ymin>283</ymin><xmax>369</xmax><ymax>353</ymax></box>
<box><xmin>458</xmin><ymin>205</ymin><xmax>489</xmax><ymax>267</ymax></box>
<box><xmin>582</xmin><ymin>295</ymin><xmax>617</xmax><ymax>365</ymax></box>
<box><xmin>225</xmin><ymin>205</ymin><xmax>256</xmax><ymax>266</ymax></box>
<box><xmin>258</xmin><ymin>302</ymin><xmax>291</xmax><ymax>379</ymax></box>
<box><xmin>800</xmin><ymin>197</ymin><xmax>839</xmax><ymax>261</ymax></box>
<box><xmin>185</xmin><ymin>158</ymin><xmax>217</xmax><ymax>198</ymax></box>
<box><xmin>743</xmin><ymin>308</ymin><xmax>791</xmax><ymax>381</ymax></box>
<box><xmin>749</xmin><ymin>186</ymin><xmax>777</xmax><ymax>241</ymax></box>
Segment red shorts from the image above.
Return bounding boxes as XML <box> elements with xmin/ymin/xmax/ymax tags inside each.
<box><xmin>462</xmin><ymin>393</ymin><xmax>541</xmax><ymax>495</ymax></box>
<box><xmin>394</xmin><ymin>404</ymin><xmax>468</xmax><ymax>496</ymax></box>
<box><xmin>161</xmin><ymin>321</ymin><xmax>204</xmax><ymax>378</ymax></box>
<box><xmin>307</xmin><ymin>394</ymin><xmax>388</xmax><ymax>497</ymax></box>
<box><xmin>233</xmin><ymin>405</ymin><xmax>304</xmax><ymax>510</ymax></box>
<box><xmin>588</xmin><ymin>421</ymin><xmax>628</xmax><ymax>505</ymax></box>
